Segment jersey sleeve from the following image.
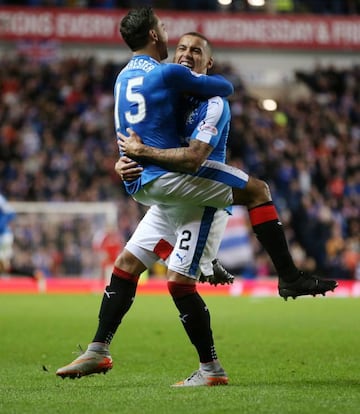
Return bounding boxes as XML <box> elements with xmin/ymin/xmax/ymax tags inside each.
<box><xmin>162</xmin><ymin>64</ymin><xmax>234</xmax><ymax>97</ymax></box>
<box><xmin>190</xmin><ymin>97</ymin><xmax>226</xmax><ymax>148</ymax></box>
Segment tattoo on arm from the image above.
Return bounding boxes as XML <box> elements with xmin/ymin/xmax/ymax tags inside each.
<box><xmin>139</xmin><ymin>142</ymin><xmax>210</xmax><ymax>173</ymax></box>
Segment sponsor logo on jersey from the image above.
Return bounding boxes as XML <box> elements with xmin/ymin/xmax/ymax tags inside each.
<box><xmin>198</xmin><ymin>121</ymin><xmax>218</xmax><ymax>136</ymax></box>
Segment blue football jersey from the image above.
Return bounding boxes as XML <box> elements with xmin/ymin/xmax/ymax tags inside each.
<box><xmin>184</xmin><ymin>96</ymin><xmax>233</xmax><ymax>215</ymax></box>
<box><xmin>113</xmin><ymin>55</ymin><xmax>233</xmax><ymax>194</ymax></box>
<box><xmin>184</xmin><ymin>96</ymin><xmax>230</xmax><ymax>164</ymax></box>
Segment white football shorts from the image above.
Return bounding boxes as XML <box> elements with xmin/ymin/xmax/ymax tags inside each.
<box><xmin>134</xmin><ymin>159</ymin><xmax>249</xmax><ymax>209</ymax></box>
<box><xmin>125</xmin><ymin>204</ymin><xmax>229</xmax><ymax>279</ymax></box>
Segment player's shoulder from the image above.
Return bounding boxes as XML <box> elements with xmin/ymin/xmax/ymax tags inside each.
<box><xmin>211</xmin><ymin>96</ymin><xmax>230</xmax><ymax>113</ymax></box>
<box><xmin>162</xmin><ymin>63</ymin><xmax>200</xmax><ymax>78</ymax></box>
<box><xmin>196</xmin><ymin>96</ymin><xmax>230</xmax><ymax>122</ymax></box>
<box><xmin>201</xmin><ymin>96</ymin><xmax>228</xmax><ymax>112</ymax></box>
<box><xmin>119</xmin><ymin>55</ymin><xmax>160</xmax><ymax>75</ymax></box>
<box><xmin>208</xmin><ymin>96</ymin><xmax>226</xmax><ymax>105</ymax></box>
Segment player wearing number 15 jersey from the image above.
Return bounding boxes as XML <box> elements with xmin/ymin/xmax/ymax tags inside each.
<box><xmin>113</xmin><ymin>53</ymin><xmax>233</xmax><ymax>195</ymax></box>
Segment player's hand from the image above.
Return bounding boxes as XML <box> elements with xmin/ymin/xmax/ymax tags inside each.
<box><xmin>115</xmin><ymin>156</ymin><xmax>143</xmax><ymax>182</ymax></box>
<box><xmin>117</xmin><ymin>128</ymin><xmax>144</xmax><ymax>158</ymax></box>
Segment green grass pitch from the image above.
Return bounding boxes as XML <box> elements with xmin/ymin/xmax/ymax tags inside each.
<box><xmin>1</xmin><ymin>293</ymin><xmax>359</xmax><ymax>414</ymax></box>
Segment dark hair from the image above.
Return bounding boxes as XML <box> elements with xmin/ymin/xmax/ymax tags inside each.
<box><xmin>120</xmin><ymin>7</ymin><xmax>158</xmax><ymax>51</ymax></box>
<box><xmin>181</xmin><ymin>32</ymin><xmax>213</xmax><ymax>54</ymax></box>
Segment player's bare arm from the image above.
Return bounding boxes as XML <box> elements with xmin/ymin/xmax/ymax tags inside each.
<box><xmin>118</xmin><ymin>128</ymin><xmax>212</xmax><ymax>173</ymax></box>
<box><xmin>114</xmin><ymin>156</ymin><xmax>143</xmax><ymax>182</ymax></box>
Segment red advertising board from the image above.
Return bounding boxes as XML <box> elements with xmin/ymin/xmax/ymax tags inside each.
<box><xmin>0</xmin><ymin>7</ymin><xmax>360</xmax><ymax>50</ymax></box>
<box><xmin>0</xmin><ymin>276</ymin><xmax>358</xmax><ymax>296</ymax></box>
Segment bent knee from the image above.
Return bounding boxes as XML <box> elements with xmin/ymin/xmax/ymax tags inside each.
<box><xmin>250</xmin><ymin>178</ymin><xmax>271</xmax><ymax>206</ymax></box>
<box><xmin>233</xmin><ymin>177</ymin><xmax>271</xmax><ymax>207</ymax></box>
<box><xmin>114</xmin><ymin>249</ymin><xmax>147</xmax><ymax>275</ymax></box>
<box><xmin>256</xmin><ymin>178</ymin><xmax>271</xmax><ymax>200</ymax></box>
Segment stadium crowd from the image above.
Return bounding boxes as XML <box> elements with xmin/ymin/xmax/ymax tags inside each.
<box><xmin>0</xmin><ymin>53</ymin><xmax>359</xmax><ymax>279</ymax></box>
